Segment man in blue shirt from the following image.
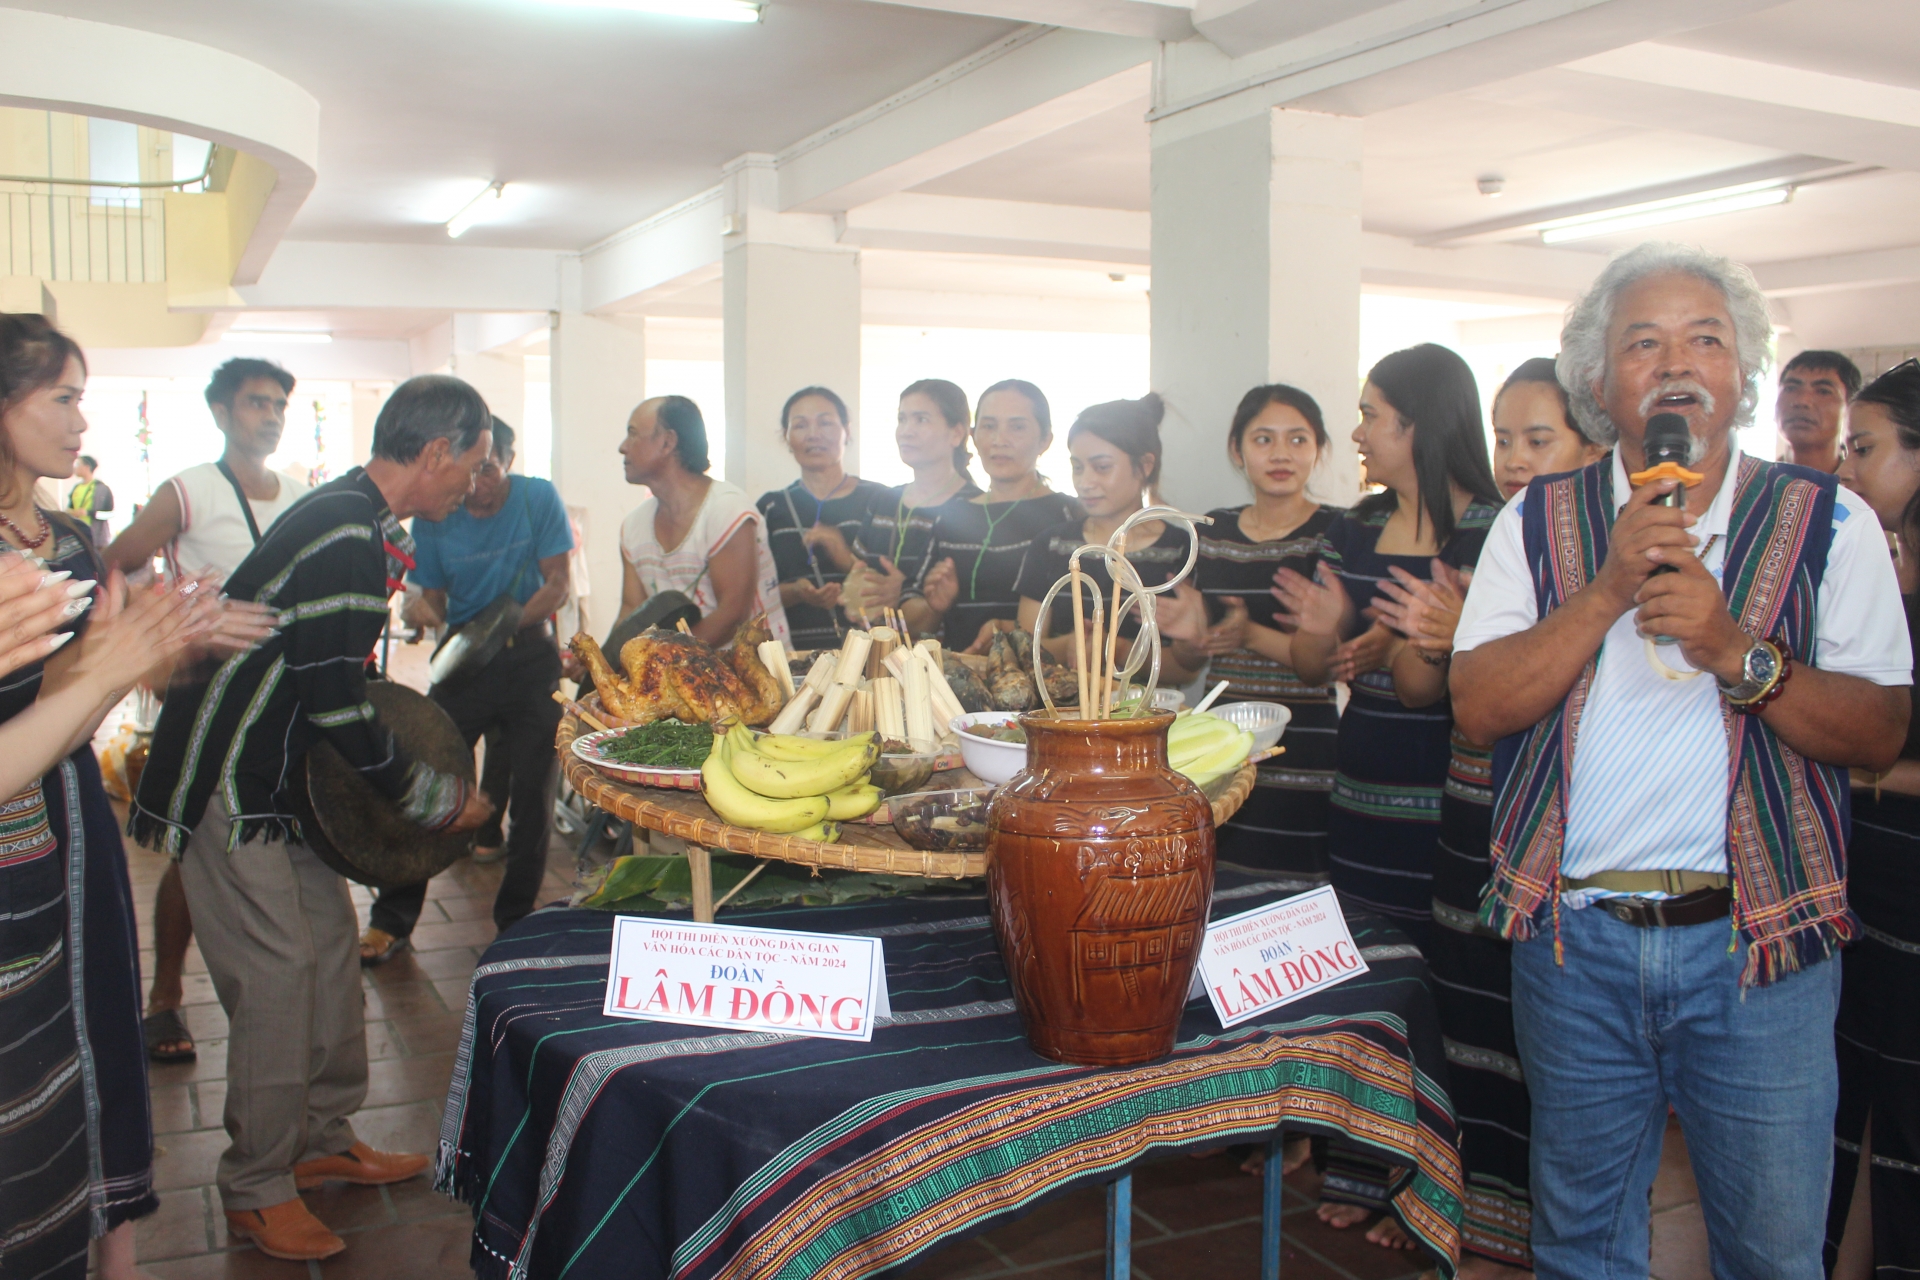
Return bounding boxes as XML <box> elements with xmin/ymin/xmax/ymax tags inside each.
<box><xmin>360</xmin><ymin>419</ymin><xmax>575</xmax><ymax>963</ymax></box>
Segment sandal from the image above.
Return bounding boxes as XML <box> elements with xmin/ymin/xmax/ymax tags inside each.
<box><xmin>144</xmin><ymin>1007</ymin><xmax>197</xmax><ymax>1064</ymax></box>
<box><xmin>359</xmin><ymin>927</ymin><xmax>410</xmax><ymax>968</ymax></box>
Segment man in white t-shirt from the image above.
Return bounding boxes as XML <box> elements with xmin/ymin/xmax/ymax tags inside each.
<box><xmin>107</xmin><ymin>357</ymin><xmax>313</xmax><ymax>1064</ymax></box>
<box><xmin>616</xmin><ymin>394</ymin><xmax>789</xmax><ymax>648</ymax></box>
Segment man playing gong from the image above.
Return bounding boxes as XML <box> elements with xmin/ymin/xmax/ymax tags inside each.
<box><xmin>359</xmin><ymin>416</ymin><xmax>573</xmax><ymax>965</ymax></box>
<box><xmin>132</xmin><ymin>375</ymin><xmax>495</xmax><ymax>1263</ymax></box>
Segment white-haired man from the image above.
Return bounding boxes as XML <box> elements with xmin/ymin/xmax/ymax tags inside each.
<box><xmin>1451</xmin><ymin>242</ymin><xmax>1910</xmax><ymax>1277</ymax></box>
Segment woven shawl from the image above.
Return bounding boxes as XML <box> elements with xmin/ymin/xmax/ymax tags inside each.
<box><xmin>1480</xmin><ymin>453</ymin><xmax>1855</xmax><ymax>986</ymax></box>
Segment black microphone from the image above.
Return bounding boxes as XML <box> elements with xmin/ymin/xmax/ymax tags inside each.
<box><xmin>1643</xmin><ymin>413</ymin><xmax>1691</xmax><ymax>587</ymax></box>
<box><xmin>1644</xmin><ymin>412</ymin><xmax>1692</xmax><ymax>513</ymax></box>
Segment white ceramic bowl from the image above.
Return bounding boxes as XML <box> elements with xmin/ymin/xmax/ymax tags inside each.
<box><xmin>1211</xmin><ymin>701</ymin><xmax>1291</xmax><ymax>755</ymax></box>
<box><xmin>949</xmin><ymin>711</ymin><xmax>1027</xmax><ymax>784</ymax></box>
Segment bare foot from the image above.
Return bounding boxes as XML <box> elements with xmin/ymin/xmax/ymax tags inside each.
<box><xmin>1240</xmin><ymin>1135</ymin><xmax>1311</xmax><ymax>1177</ymax></box>
<box><xmin>1317</xmin><ymin>1201</ymin><xmax>1369</xmax><ymax>1229</ymax></box>
<box><xmin>1366</xmin><ymin>1215</ymin><xmax>1417</xmax><ymax>1250</ymax></box>
<box><xmin>1458</xmin><ymin>1255</ymin><xmax>1534</xmax><ymax>1279</ymax></box>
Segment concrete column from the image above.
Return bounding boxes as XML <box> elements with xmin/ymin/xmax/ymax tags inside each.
<box><xmin>349</xmin><ymin>382</ymin><xmax>388</xmax><ymax>468</ymax></box>
<box><xmin>721</xmin><ymin>153</ymin><xmax>862</xmax><ymax>501</ymax></box>
<box><xmin>550</xmin><ymin>310</ymin><xmax>646</xmax><ymax>639</ymax></box>
<box><xmin>1150</xmin><ymin>104</ymin><xmax>1363</xmax><ymax>514</ymax></box>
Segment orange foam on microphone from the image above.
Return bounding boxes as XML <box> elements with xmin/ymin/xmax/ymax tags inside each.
<box><xmin>1629</xmin><ymin>460</ymin><xmax>1704</xmax><ymax>487</ymax></box>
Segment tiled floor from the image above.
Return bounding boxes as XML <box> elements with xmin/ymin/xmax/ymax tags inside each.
<box><xmin>118</xmin><ymin>637</ymin><xmax>1715</xmax><ymax>1279</ymax></box>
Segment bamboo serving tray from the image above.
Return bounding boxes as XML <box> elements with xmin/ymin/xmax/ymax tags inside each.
<box><xmin>557</xmin><ymin>710</ymin><xmax>1256</xmax><ymax>919</ymax></box>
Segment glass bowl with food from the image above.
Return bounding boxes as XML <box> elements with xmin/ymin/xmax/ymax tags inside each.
<box><xmin>891</xmin><ymin>787</ymin><xmax>995</xmax><ymax>852</ymax></box>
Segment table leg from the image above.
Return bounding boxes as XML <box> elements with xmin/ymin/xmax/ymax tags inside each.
<box><xmin>1105</xmin><ymin>1173</ymin><xmax>1131</xmax><ymax>1280</ymax></box>
<box><xmin>687</xmin><ymin>845</ymin><xmax>714</xmax><ymax>922</ymax></box>
<box><xmin>1262</xmin><ymin>1136</ymin><xmax>1285</xmax><ymax>1280</ymax></box>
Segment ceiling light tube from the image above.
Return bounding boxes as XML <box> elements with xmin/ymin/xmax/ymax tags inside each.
<box><xmin>446</xmin><ymin>181</ymin><xmax>508</xmax><ymax>238</ymax></box>
<box><xmin>1538</xmin><ymin>181</ymin><xmax>1792</xmax><ymax>245</ymax></box>
<box><xmin>222</xmin><ymin>330</ymin><xmax>333</xmax><ymax>344</ymax></box>
<box><xmin>529</xmin><ymin>0</ymin><xmax>761</xmax><ymax>21</ymax></box>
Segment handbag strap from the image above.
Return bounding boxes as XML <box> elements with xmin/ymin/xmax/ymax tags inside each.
<box><xmin>215</xmin><ymin>460</ymin><xmax>264</xmax><ymax>546</ymax></box>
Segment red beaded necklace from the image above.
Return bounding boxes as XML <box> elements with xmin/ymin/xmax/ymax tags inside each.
<box><xmin>0</xmin><ymin>507</ymin><xmax>50</xmax><ymax>551</ymax></box>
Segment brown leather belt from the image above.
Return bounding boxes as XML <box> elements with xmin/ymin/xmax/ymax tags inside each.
<box><xmin>1592</xmin><ymin>886</ymin><xmax>1732</xmax><ymax>928</ymax></box>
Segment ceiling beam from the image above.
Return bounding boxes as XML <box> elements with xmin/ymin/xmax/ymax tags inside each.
<box><xmin>233</xmin><ymin>241</ymin><xmax>563</xmax><ymax>314</ymax></box>
<box><xmin>777</xmin><ymin>28</ymin><xmax>1153</xmax><ymax>213</ymax></box>
<box><xmin>1467</xmin><ymin>45</ymin><xmax>1920</xmax><ymax>171</ymax></box>
<box><xmin>1752</xmin><ymin>245</ymin><xmax>1920</xmax><ymax>299</ymax></box>
<box><xmin>839</xmin><ymin>193</ymin><xmax>1149</xmax><ymax>264</ymax></box>
<box><xmin>851</xmin><ymin>0</ymin><xmax>1193</xmax><ymax>41</ymax></box>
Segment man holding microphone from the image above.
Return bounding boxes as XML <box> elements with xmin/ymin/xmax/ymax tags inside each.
<box><xmin>1451</xmin><ymin>243</ymin><xmax>1910</xmax><ymax>1277</ymax></box>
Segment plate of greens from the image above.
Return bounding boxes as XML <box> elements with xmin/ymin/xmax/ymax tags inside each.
<box><xmin>571</xmin><ymin>720</ymin><xmax>714</xmax><ymax>789</ymax></box>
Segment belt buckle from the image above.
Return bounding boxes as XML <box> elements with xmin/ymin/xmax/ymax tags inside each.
<box><xmin>1602</xmin><ymin>896</ymin><xmax>1654</xmax><ymax>928</ymax></box>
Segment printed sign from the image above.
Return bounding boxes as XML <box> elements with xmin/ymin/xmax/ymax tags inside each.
<box><xmin>1194</xmin><ymin>886</ymin><xmax>1369</xmax><ymax>1028</ymax></box>
<box><xmin>603</xmin><ymin>918</ymin><xmax>889</xmax><ymax>1043</ymax></box>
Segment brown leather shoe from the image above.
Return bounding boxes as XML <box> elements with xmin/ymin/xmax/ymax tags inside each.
<box><xmin>293</xmin><ymin>1141</ymin><xmax>430</xmax><ymax>1189</ymax></box>
<box><xmin>224</xmin><ymin>1199</ymin><xmax>346</xmax><ymax>1261</ymax></box>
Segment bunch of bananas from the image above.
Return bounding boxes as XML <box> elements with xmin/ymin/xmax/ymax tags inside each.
<box><xmin>700</xmin><ymin>723</ymin><xmax>883</xmax><ymax>842</ymax></box>
<box><xmin>1168</xmin><ymin>710</ymin><xmax>1254</xmax><ymax>793</ymax></box>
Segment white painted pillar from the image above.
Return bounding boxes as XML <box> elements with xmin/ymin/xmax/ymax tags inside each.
<box><xmin>721</xmin><ymin>153</ymin><xmax>862</xmax><ymax>502</ymax></box>
<box><xmin>549</xmin><ymin>308</ymin><xmax>646</xmax><ymax>639</ymax></box>
<box><xmin>1150</xmin><ymin>103</ymin><xmax>1363</xmax><ymax>513</ymax></box>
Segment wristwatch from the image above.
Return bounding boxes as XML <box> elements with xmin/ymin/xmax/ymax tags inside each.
<box><xmin>1719</xmin><ymin>638</ymin><xmax>1789</xmax><ymax>710</ymax></box>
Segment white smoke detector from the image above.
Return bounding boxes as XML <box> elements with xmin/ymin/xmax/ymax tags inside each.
<box><xmin>1477</xmin><ymin>174</ymin><xmax>1506</xmax><ymax>197</ymax></box>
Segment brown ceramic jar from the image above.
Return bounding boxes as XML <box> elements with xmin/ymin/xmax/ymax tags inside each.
<box><xmin>987</xmin><ymin>708</ymin><xmax>1216</xmax><ymax>1066</ymax></box>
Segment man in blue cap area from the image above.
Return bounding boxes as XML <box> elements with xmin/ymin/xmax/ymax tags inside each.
<box><xmin>359</xmin><ymin>416</ymin><xmax>575</xmax><ymax>966</ymax></box>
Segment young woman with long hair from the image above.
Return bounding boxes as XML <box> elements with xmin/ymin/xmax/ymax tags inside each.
<box><xmin>904</xmin><ymin>379</ymin><xmax>1079</xmax><ymax>651</ymax></box>
<box><xmin>1273</xmin><ymin>343</ymin><xmax>1504</xmax><ymax>1253</ymax></box>
<box><xmin>843</xmin><ymin>379</ymin><xmax>981</xmax><ymax>623</ymax></box>
<box><xmin>1828</xmin><ymin>358</ymin><xmax>1920</xmax><ymax>1280</ymax></box>
<box><xmin>1014</xmin><ymin>393</ymin><xmax>1202</xmax><ymax>688</ymax></box>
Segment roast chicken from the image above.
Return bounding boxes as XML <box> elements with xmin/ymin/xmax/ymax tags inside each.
<box><xmin>571</xmin><ymin>615</ymin><xmax>785</xmax><ymax>727</ymax></box>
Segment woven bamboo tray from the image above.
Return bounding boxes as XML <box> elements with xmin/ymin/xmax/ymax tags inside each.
<box><xmin>558</xmin><ymin>711</ymin><xmax>1255</xmax><ymax>917</ymax></box>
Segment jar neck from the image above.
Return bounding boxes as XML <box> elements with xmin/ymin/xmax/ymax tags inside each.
<box><xmin>1021</xmin><ymin>712</ymin><xmax>1172</xmax><ymax>774</ymax></box>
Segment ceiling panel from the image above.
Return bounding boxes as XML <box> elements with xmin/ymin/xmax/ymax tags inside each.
<box><xmin>7</xmin><ymin>0</ymin><xmax>1019</xmax><ymax>250</ymax></box>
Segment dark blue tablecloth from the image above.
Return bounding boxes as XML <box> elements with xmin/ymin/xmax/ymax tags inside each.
<box><xmin>437</xmin><ymin>869</ymin><xmax>1464</xmax><ymax>1280</ymax></box>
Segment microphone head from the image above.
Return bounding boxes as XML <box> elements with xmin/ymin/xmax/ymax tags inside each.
<box><xmin>1645</xmin><ymin>413</ymin><xmax>1692</xmax><ymax>466</ymax></box>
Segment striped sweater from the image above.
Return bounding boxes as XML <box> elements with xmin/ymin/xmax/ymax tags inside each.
<box><xmin>131</xmin><ymin>468</ymin><xmax>467</xmax><ymax>854</ymax></box>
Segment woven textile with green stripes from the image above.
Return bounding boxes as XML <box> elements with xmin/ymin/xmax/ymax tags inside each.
<box><xmin>436</xmin><ymin>870</ymin><xmax>1464</xmax><ymax>1279</ymax></box>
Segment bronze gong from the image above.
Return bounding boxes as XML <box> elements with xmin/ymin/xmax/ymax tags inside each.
<box><xmin>292</xmin><ymin>681</ymin><xmax>475</xmax><ymax>889</ymax></box>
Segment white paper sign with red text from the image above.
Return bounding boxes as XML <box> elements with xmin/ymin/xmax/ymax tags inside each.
<box><xmin>1195</xmin><ymin>886</ymin><xmax>1369</xmax><ymax>1028</ymax></box>
<box><xmin>603</xmin><ymin>918</ymin><xmax>889</xmax><ymax>1043</ymax></box>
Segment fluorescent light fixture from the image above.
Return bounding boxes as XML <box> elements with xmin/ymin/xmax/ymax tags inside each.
<box><xmin>528</xmin><ymin>0</ymin><xmax>761</xmax><ymax>21</ymax></box>
<box><xmin>1538</xmin><ymin>180</ymin><xmax>1793</xmax><ymax>245</ymax></box>
<box><xmin>223</xmin><ymin>330</ymin><xmax>333</xmax><ymax>345</ymax></box>
<box><xmin>446</xmin><ymin>181</ymin><xmax>509</xmax><ymax>238</ymax></box>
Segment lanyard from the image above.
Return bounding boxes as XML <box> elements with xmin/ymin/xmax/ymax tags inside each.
<box><xmin>970</xmin><ymin>498</ymin><xmax>1025</xmax><ymax>598</ymax></box>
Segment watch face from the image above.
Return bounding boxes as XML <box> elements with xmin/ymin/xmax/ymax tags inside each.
<box><xmin>1747</xmin><ymin>645</ymin><xmax>1778</xmax><ymax>684</ymax></box>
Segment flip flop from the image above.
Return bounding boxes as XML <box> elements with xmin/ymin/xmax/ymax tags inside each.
<box><xmin>144</xmin><ymin>1007</ymin><xmax>197</xmax><ymax>1063</ymax></box>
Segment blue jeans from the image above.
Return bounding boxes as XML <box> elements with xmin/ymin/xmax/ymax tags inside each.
<box><xmin>1511</xmin><ymin>903</ymin><xmax>1840</xmax><ymax>1279</ymax></box>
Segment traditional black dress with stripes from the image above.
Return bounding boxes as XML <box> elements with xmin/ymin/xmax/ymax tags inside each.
<box><xmin>1430</xmin><ymin>731</ymin><xmax>1532</xmax><ymax>1266</ymax></box>
<box><xmin>909</xmin><ymin>492</ymin><xmax>1082</xmax><ymax>652</ymax></box>
<box><xmin>756</xmin><ymin>478</ymin><xmax>891</xmax><ymax>650</ymax></box>
<box><xmin>1315</xmin><ymin>497</ymin><xmax>1498</xmax><ymax>1218</ymax></box>
<box><xmin>1194</xmin><ymin>505</ymin><xmax>1340</xmax><ymax>876</ymax></box>
<box><xmin>0</xmin><ymin>514</ymin><xmax>156</xmax><ymax>1279</ymax></box>
<box><xmin>855</xmin><ymin>480</ymin><xmax>982</xmax><ymax>600</ymax></box>
<box><xmin>1013</xmin><ymin>518</ymin><xmax>1194</xmax><ymax>647</ymax></box>
<box><xmin>1319</xmin><ymin>498</ymin><xmax>1499</xmax><ymax>946</ymax></box>
<box><xmin>1825</xmin><ymin>589</ymin><xmax>1920</xmax><ymax>1276</ymax></box>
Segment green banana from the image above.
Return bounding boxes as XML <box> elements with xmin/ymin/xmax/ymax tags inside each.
<box><xmin>823</xmin><ymin>781</ymin><xmax>882</xmax><ymax>821</ymax></box>
<box><xmin>729</xmin><ymin>732</ymin><xmax>879</xmax><ymax>799</ymax></box>
<box><xmin>752</xmin><ymin>729</ymin><xmax>877</xmax><ymax>762</ymax></box>
<box><xmin>701</xmin><ymin>739</ymin><xmax>831</xmax><ymax>832</ymax></box>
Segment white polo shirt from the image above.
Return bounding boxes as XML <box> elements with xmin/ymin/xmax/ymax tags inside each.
<box><xmin>1454</xmin><ymin>450</ymin><xmax>1910</xmax><ymax>901</ymax></box>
